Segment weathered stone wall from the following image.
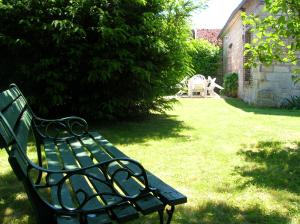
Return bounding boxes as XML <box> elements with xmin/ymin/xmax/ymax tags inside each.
<box><xmin>222</xmin><ymin>12</ymin><xmax>244</xmax><ymax>96</ymax></box>
<box><xmin>222</xmin><ymin>0</ymin><xmax>261</xmax><ymax>100</ymax></box>
<box><xmin>222</xmin><ymin>0</ymin><xmax>300</xmax><ymax>107</ymax></box>
<box><xmin>252</xmin><ymin>63</ymin><xmax>300</xmax><ymax>107</ymax></box>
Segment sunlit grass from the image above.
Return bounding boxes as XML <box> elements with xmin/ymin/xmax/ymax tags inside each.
<box><xmin>1</xmin><ymin>98</ymin><xmax>300</xmax><ymax>223</ymax></box>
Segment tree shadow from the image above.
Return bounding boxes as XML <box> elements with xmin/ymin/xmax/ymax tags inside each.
<box><xmin>224</xmin><ymin>98</ymin><xmax>300</xmax><ymax>117</ymax></box>
<box><xmin>0</xmin><ymin>169</ymin><xmax>36</xmax><ymax>224</ymax></box>
<box><xmin>235</xmin><ymin>141</ymin><xmax>300</xmax><ymax>193</ymax></box>
<box><xmin>131</xmin><ymin>201</ymin><xmax>290</xmax><ymax>224</ymax></box>
<box><xmin>89</xmin><ymin>114</ymin><xmax>192</xmax><ymax>145</ymax></box>
<box><xmin>0</xmin><ymin>166</ymin><xmax>292</xmax><ymax>224</ymax></box>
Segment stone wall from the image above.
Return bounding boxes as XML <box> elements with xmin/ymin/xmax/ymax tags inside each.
<box><xmin>252</xmin><ymin>64</ymin><xmax>300</xmax><ymax>107</ymax></box>
<box><xmin>222</xmin><ymin>12</ymin><xmax>244</xmax><ymax>95</ymax></box>
<box><xmin>221</xmin><ymin>0</ymin><xmax>300</xmax><ymax>107</ymax></box>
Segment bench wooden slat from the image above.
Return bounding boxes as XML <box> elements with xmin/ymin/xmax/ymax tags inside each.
<box><xmin>68</xmin><ymin>139</ymin><xmax>139</xmax><ymax>222</ymax></box>
<box><xmin>14</xmin><ymin>110</ymin><xmax>32</xmax><ymax>151</ymax></box>
<box><xmin>56</xmin><ymin>141</ymin><xmax>112</xmax><ymax>224</ymax></box>
<box><xmin>81</xmin><ymin>136</ymin><xmax>164</xmax><ymax>214</ymax></box>
<box><xmin>56</xmin><ymin>216</ymin><xmax>80</xmax><ymax>224</ymax></box>
<box><xmin>43</xmin><ymin>140</ymin><xmax>80</xmax><ymax>224</ymax></box>
<box><xmin>0</xmin><ymin>86</ymin><xmax>21</xmax><ymax>112</ymax></box>
<box><xmin>90</xmin><ymin>132</ymin><xmax>187</xmax><ymax>206</ymax></box>
<box><xmin>0</xmin><ymin>119</ymin><xmax>13</xmax><ymax>146</ymax></box>
<box><xmin>0</xmin><ymin>88</ymin><xmax>21</xmax><ymax>147</ymax></box>
<box><xmin>7</xmin><ymin>110</ymin><xmax>34</xmax><ymax>177</ymax></box>
<box><xmin>2</xmin><ymin>96</ymin><xmax>27</xmax><ymax>131</ymax></box>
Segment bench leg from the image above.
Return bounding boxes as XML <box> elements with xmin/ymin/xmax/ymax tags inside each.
<box><xmin>158</xmin><ymin>205</ymin><xmax>175</xmax><ymax>224</ymax></box>
<box><xmin>158</xmin><ymin>209</ymin><xmax>164</xmax><ymax>224</ymax></box>
<box><xmin>166</xmin><ymin>206</ymin><xmax>175</xmax><ymax>224</ymax></box>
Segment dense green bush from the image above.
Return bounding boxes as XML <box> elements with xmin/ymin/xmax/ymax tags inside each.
<box><xmin>221</xmin><ymin>72</ymin><xmax>238</xmax><ymax>97</ymax></box>
<box><xmin>0</xmin><ymin>0</ymin><xmax>197</xmax><ymax>119</ymax></box>
<box><xmin>188</xmin><ymin>39</ymin><xmax>221</xmax><ymax>78</ymax></box>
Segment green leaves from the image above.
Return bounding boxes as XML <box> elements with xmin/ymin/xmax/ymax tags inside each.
<box><xmin>221</xmin><ymin>73</ymin><xmax>238</xmax><ymax>97</ymax></box>
<box><xmin>242</xmin><ymin>0</ymin><xmax>300</xmax><ymax>68</ymax></box>
<box><xmin>188</xmin><ymin>39</ymin><xmax>221</xmax><ymax>78</ymax></box>
<box><xmin>0</xmin><ymin>0</ymin><xmax>202</xmax><ymax>119</ymax></box>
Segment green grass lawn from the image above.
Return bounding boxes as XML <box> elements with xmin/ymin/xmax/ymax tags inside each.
<box><xmin>1</xmin><ymin>98</ymin><xmax>300</xmax><ymax>223</ymax></box>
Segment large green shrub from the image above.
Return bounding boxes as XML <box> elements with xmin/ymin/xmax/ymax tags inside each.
<box><xmin>188</xmin><ymin>39</ymin><xmax>221</xmax><ymax>78</ymax></box>
<box><xmin>0</xmin><ymin>0</ymin><xmax>197</xmax><ymax>119</ymax></box>
<box><xmin>221</xmin><ymin>73</ymin><xmax>238</xmax><ymax>97</ymax></box>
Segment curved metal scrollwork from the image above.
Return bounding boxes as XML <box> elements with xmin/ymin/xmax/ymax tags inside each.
<box><xmin>33</xmin><ymin>116</ymin><xmax>88</xmax><ymax>140</ymax></box>
<box><xmin>27</xmin><ymin>158</ymin><xmax>156</xmax><ymax>215</ymax></box>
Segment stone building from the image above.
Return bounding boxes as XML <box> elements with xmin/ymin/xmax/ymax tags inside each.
<box><xmin>218</xmin><ymin>0</ymin><xmax>300</xmax><ymax>107</ymax></box>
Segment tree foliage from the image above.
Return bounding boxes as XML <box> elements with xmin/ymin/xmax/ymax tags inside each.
<box><xmin>0</xmin><ymin>0</ymin><xmax>201</xmax><ymax>119</ymax></box>
<box><xmin>242</xmin><ymin>0</ymin><xmax>300</xmax><ymax>68</ymax></box>
<box><xmin>187</xmin><ymin>39</ymin><xmax>221</xmax><ymax>78</ymax></box>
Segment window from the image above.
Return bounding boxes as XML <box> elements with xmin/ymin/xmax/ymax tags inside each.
<box><xmin>244</xmin><ymin>30</ymin><xmax>251</xmax><ymax>83</ymax></box>
<box><xmin>227</xmin><ymin>43</ymin><xmax>233</xmax><ymax>72</ymax></box>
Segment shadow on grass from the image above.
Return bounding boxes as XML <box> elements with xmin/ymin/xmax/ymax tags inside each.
<box><xmin>0</xmin><ymin>168</ymin><xmax>291</xmax><ymax>224</ymax></box>
<box><xmin>224</xmin><ymin>98</ymin><xmax>300</xmax><ymax>117</ymax></box>
<box><xmin>132</xmin><ymin>202</ymin><xmax>290</xmax><ymax>224</ymax></box>
<box><xmin>236</xmin><ymin>141</ymin><xmax>300</xmax><ymax>193</ymax></box>
<box><xmin>0</xmin><ymin>169</ymin><xmax>35</xmax><ymax>224</ymax></box>
<box><xmin>89</xmin><ymin>114</ymin><xmax>192</xmax><ymax>145</ymax></box>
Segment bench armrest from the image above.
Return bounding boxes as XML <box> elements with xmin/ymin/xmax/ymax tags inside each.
<box><xmin>33</xmin><ymin>116</ymin><xmax>88</xmax><ymax>141</ymax></box>
<box><xmin>27</xmin><ymin>157</ymin><xmax>155</xmax><ymax>215</ymax></box>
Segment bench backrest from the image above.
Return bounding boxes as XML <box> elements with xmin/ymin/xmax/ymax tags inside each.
<box><xmin>0</xmin><ymin>84</ymin><xmax>34</xmax><ymax>161</ymax></box>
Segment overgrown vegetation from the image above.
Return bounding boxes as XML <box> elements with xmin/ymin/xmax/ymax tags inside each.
<box><xmin>281</xmin><ymin>96</ymin><xmax>300</xmax><ymax>110</ymax></box>
<box><xmin>221</xmin><ymin>72</ymin><xmax>238</xmax><ymax>97</ymax></box>
<box><xmin>0</xmin><ymin>0</ymin><xmax>204</xmax><ymax>119</ymax></box>
<box><xmin>188</xmin><ymin>39</ymin><xmax>221</xmax><ymax>78</ymax></box>
<box><xmin>242</xmin><ymin>0</ymin><xmax>300</xmax><ymax>68</ymax></box>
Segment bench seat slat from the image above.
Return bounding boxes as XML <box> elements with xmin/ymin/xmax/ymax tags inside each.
<box><xmin>43</xmin><ymin>140</ymin><xmax>80</xmax><ymax>224</ymax></box>
<box><xmin>81</xmin><ymin>136</ymin><xmax>164</xmax><ymax>214</ymax></box>
<box><xmin>56</xmin><ymin>141</ymin><xmax>112</xmax><ymax>224</ymax></box>
<box><xmin>68</xmin><ymin>139</ymin><xmax>139</xmax><ymax>222</ymax></box>
<box><xmin>90</xmin><ymin>132</ymin><xmax>187</xmax><ymax>206</ymax></box>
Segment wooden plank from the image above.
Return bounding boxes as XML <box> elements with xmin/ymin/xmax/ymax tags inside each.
<box><xmin>56</xmin><ymin>141</ymin><xmax>112</xmax><ymax>224</ymax></box>
<box><xmin>0</xmin><ymin>87</ymin><xmax>21</xmax><ymax>112</ymax></box>
<box><xmin>90</xmin><ymin>132</ymin><xmax>187</xmax><ymax>206</ymax></box>
<box><xmin>0</xmin><ymin>119</ymin><xmax>13</xmax><ymax>146</ymax></box>
<box><xmin>43</xmin><ymin>140</ymin><xmax>80</xmax><ymax>224</ymax></box>
<box><xmin>7</xmin><ymin>110</ymin><xmax>33</xmax><ymax>176</ymax></box>
<box><xmin>68</xmin><ymin>139</ymin><xmax>139</xmax><ymax>222</ymax></box>
<box><xmin>14</xmin><ymin>110</ymin><xmax>32</xmax><ymax>151</ymax></box>
<box><xmin>2</xmin><ymin>96</ymin><xmax>27</xmax><ymax>131</ymax></box>
<box><xmin>81</xmin><ymin>136</ymin><xmax>164</xmax><ymax>215</ymax></box>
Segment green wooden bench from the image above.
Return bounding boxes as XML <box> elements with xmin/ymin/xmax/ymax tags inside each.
<box><xmin>0</xmin><ymin>84</ymin><xmax>187</xmax><ymax>224</ymax></box>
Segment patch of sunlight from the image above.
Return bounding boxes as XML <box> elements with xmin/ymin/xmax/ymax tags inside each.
<box><xmin>4</xmin><ymin>207</ymin><xmax>14</xmax><ymax>216</ymax></box>
<box><xmin>15</xmin><ymin>193</ymin><xmax>27</xmax><ymax>201</ymax></box>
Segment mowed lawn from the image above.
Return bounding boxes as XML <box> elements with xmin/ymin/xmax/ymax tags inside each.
<box><xmin>1</xmin><ymin>98</ymin><xmax>300</xmax><ymax>224</ymax></box>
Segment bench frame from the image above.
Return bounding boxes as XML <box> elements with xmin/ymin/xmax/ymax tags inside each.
<box><xmin>0</xmin><ymin>84</ymin><xmax>186</xmax><ymax>224</ymax></box>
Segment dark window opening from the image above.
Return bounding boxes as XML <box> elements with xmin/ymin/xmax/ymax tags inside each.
<box><xmin>244</xmin><ymin>30</ymin><xmax>251</xmax><ymax>83</ymax></box>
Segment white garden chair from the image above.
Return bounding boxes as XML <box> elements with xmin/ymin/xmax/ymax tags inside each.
<box><xmin>207</xmin><ymin>76</ymin><xmax>224</xmax><ymax>96</ymax></box>
<box><xmin>188</xmin><ymin>74</ymin><xmax>208</xmax><ymax>97</ymax></box>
